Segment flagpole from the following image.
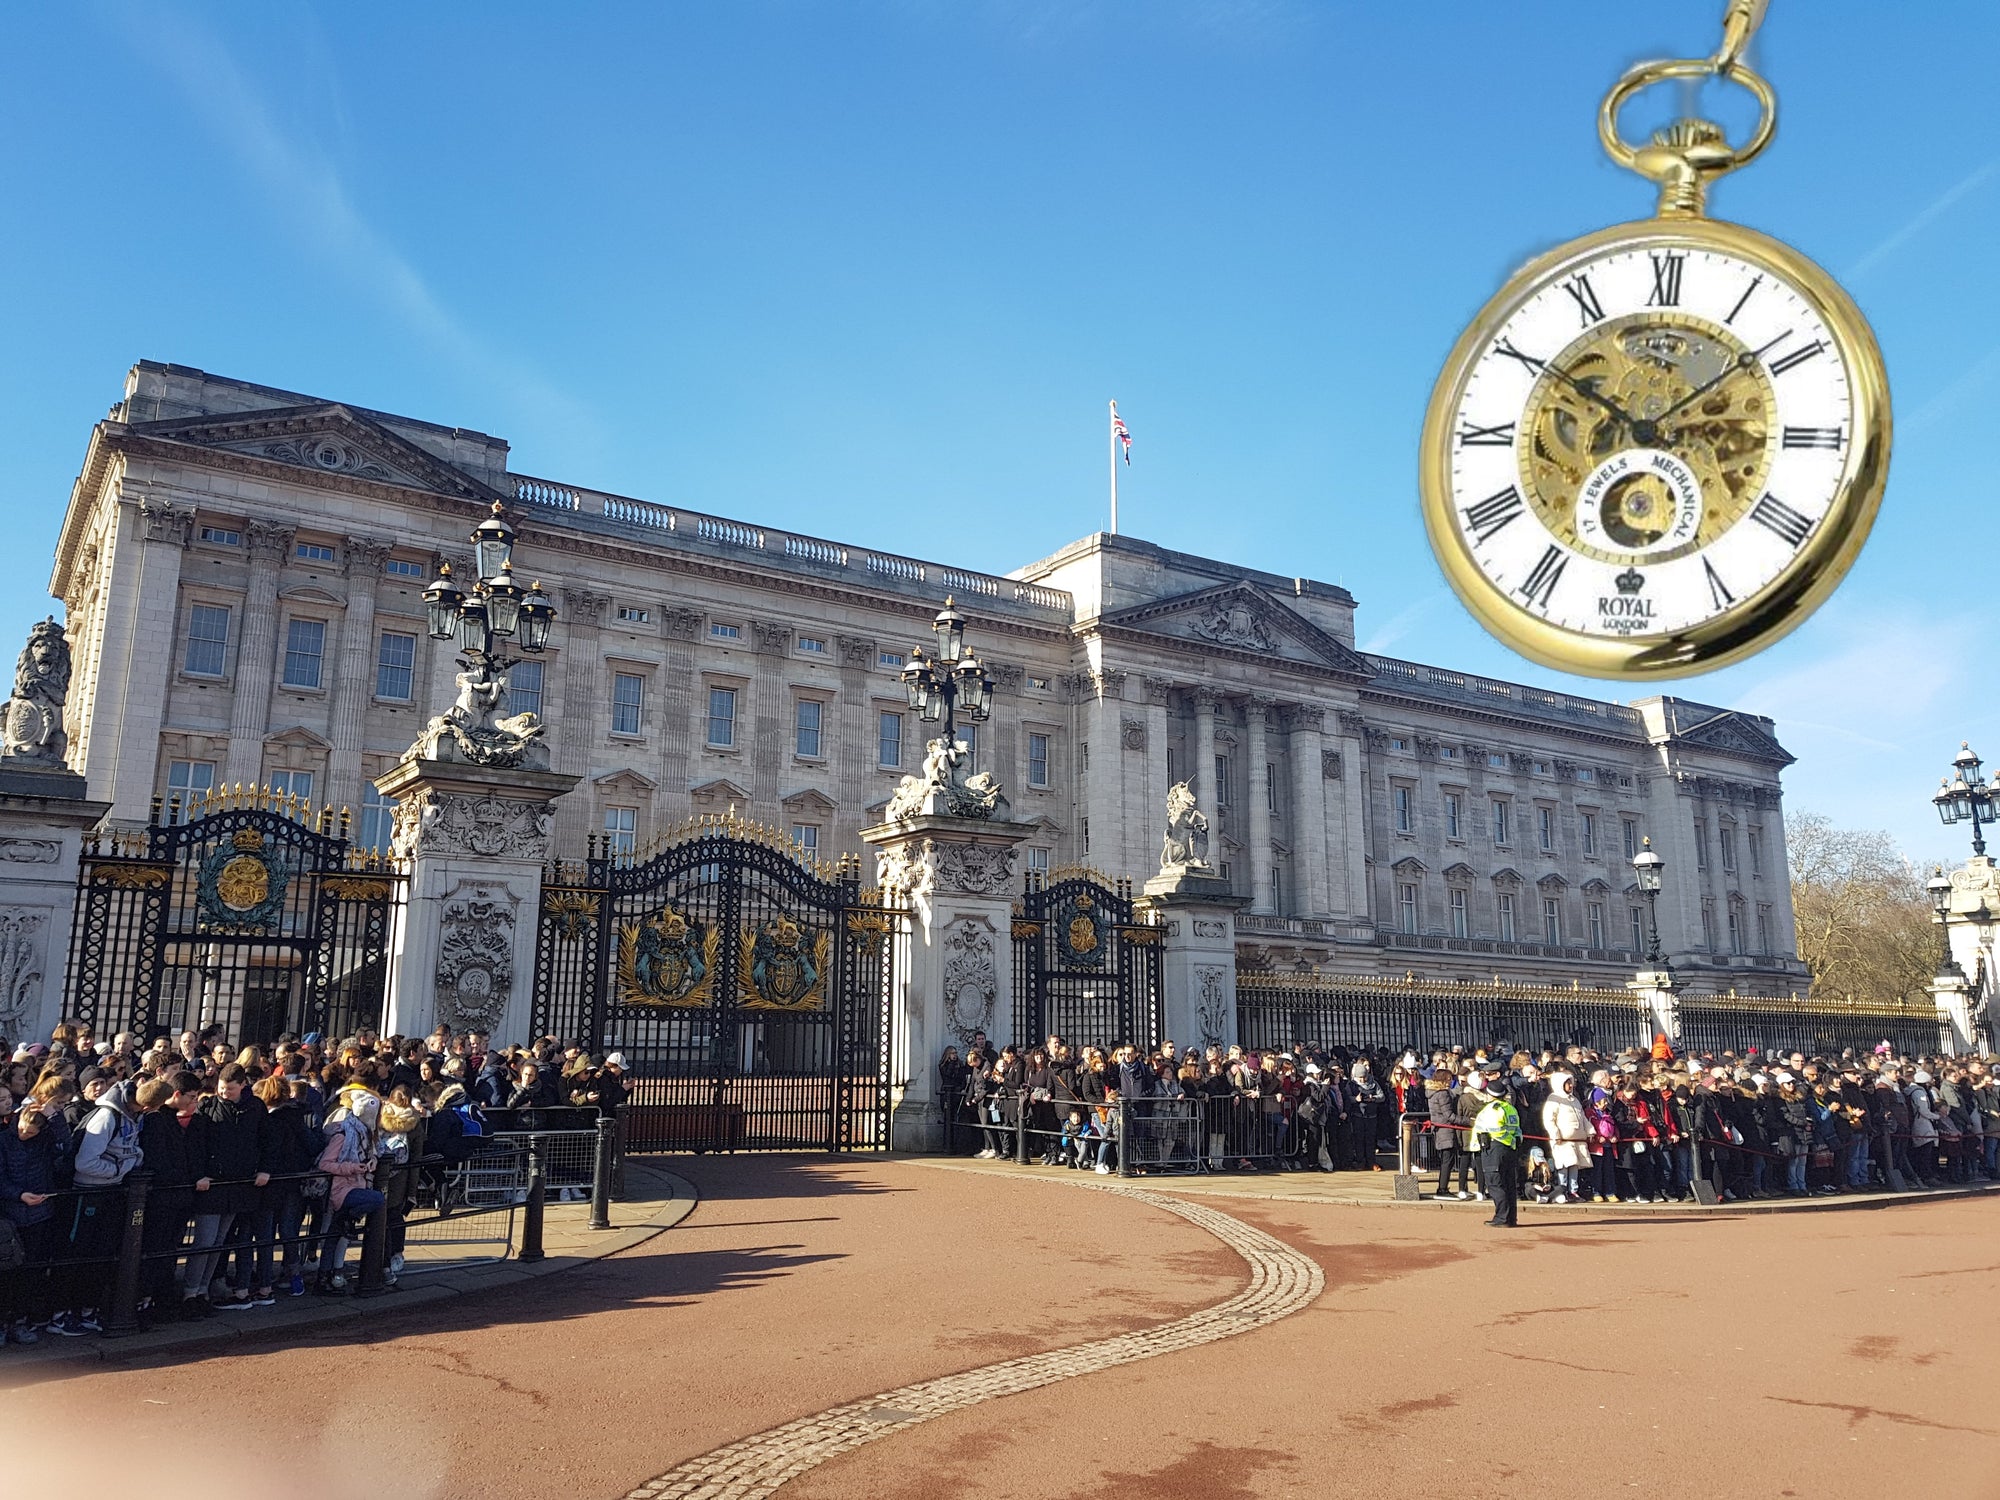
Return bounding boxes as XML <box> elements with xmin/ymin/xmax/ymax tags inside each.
<box><xmin>1108</xmin><ymin>399</ymin><xmax>1119</xmax><ymax>535</ymax></box>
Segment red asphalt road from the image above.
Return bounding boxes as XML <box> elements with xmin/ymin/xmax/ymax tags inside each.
<box><xmin>5</xmin><ymin>1157</ymin><xmax>1997</xmax><ymax>1500</ymax></box>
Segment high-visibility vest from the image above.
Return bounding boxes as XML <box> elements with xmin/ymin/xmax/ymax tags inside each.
<box><xmin>1473</xmin><ymin>1097</ymin><xmax>1522</xmax><ymax>1150</ymax></box>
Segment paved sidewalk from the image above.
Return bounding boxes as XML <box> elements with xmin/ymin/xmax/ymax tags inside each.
<box><xmin>2</xmin><ymin>1161</ymin><xmax>697</xmax><ymax>1375</ymax></box>
<box><xmin>901</xmin><ymin>1152</ymin><xmax>2000</xmax><ymax>1214</ymax></box>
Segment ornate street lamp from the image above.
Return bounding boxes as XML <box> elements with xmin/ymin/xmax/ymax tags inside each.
<box><xmin>1632</xmin><ymin>836</ymin><xmax>1665</xmax><ymax>967</ymax></box>
<box><xmin>422</xmin><ymin>502</ymin><xmax>555</xmax><ymax>669</ymax></box>
<box><xmin>898</xmin><ymin>597</ymin><xmax>993</xmax><ymax>744</ymax></box>
<box><xmin>1933</xmin><ymin>742</ymin><xmax>2000</xmax><ymax>858</ymax></box>
<box><xmin>1928</xmin><ymin>867</ymin><xmax>1962</xmax><ymax>977</ymax></box>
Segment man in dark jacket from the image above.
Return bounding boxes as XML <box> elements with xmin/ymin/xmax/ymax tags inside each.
<box><xmin>190</xmin><ymin>1064</ymin><xmax>268</xmax><ymax>1308</ymax></box>
<box><xmin>0</xmin><ymin>1097</ymin><xmax>71</xmax><ymax>1340</ymax></box>
<box><xmin>137</xmin><ymin>1073</ymin><xmax>209</xmax><ymax>1319</ymax></box>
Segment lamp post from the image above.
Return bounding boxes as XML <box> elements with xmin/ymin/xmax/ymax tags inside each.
<box><xmin>1928</xmin><ymin>867</ymin><xmax>1961</xmax><ymax>978</ymax></box>
<box><xmin>421</xmin><ymin>502</ymin><xmax>555</xmax><ymax>672</ymax></box>
<box><xmin>1632</xmin><ymin>836</ymin><xmax>1665</xmax><ymax>968</ymax></box>
<box><xmin>1933</xmin><ymin>742</ymin><xmax>2000</xmax><ymax>858</ymax></box>
<box><xmin>898</xmin><ymin>598</ymin><xmax>993</xmax><ymax>746</ymax></box>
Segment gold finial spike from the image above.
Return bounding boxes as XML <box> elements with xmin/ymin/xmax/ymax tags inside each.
<box><xmin>338</xmin><ymin>807</ymin><xmax>352</xmax><ymax>839</ymax></box>
<box><xmin>149</xmin><ymin>795</ymin><xmax>164</xmax><ymax>827</ymax></box>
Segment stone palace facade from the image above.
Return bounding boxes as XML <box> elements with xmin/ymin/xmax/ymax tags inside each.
<box><xmin>48</xmin><ymin>361</ymin><xmax>1806</xmax><ymax>995</ymax></box>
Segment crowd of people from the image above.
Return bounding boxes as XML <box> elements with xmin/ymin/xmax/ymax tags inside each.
<box><xmin>0</xmin><ymin>1018</ymin><xmax>629</xmax><ymax>1347</ymax></box>
<box><xmin>937</xmin><ymin>1031</ymin><xmax>2000</xmax><ymax>1219</ymax></box>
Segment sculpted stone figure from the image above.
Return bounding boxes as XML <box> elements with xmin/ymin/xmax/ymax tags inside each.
<box><xmin>1160</xmin><ymin>779</ymin><xmax>1213</xmax><ymax>872</ymax></box>
<box><xmin>404</xmin><ymin>657</ymin><xmax>550</xmax><ymax>771</ymax></box>
<box><xmin>883</xmin><ymin>733</ymin><xmax>1009</xmax><ymax>822</ymax></box>
<box><xmin>0</xmin><ymin>618</ymin><xmax>71</xmax><ymax>766</ymax></box>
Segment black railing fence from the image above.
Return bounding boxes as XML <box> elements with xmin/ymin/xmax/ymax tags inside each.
<box><xmin>1235</xmin><ymin>973</ymin><xmax>1653</xmax><ymax>1057</ymax></box>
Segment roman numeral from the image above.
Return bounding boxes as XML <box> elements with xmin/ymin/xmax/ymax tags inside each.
<box><xmin>1768</xmin><ymin>339</ymin><xmax>1827</xmax><ymax>377</ymax></box>
<box><xmin>1560</xmin><ymin>274</ymin><xmax>1605</xmax><ymax>327</ymax></box>
<box><xmin>1456</xmin><ymin>419</ymin><xmax>1516</xmax><ymax>448</ymax></box>
<box><xmin>1750</xmin><ymin>493</ymin><xmax>1815</xmax><ymax>548</ymax></box>
<box><xmin>1703</xmin><ymin>558</ymin><xmax>1735</xmax><ymax>610</ymax></box>
<box><xmin>1726</xmin><ymin>275</ymin><xmax>1763</xmax><ymax>324</ymax></box>
<box><xmin>1461</xmin><ymin>485</ymin><xmax>1525</xmax><ymax>545</ymax></box>
<box><xmin>1515</xmin><ymin>545</ymin><xmax>1568</xmax><ymax>611</ymax></box>
<box><xmin>1781</xmin><ymin>425</ymin><xmax>1845</xmax><ymax>450</ymax></box>
<box><xmin>1648</xmin><ymin>252</ymin><xmax>1685</xmax><ymax>307</ymax></box>
<box><xmin>1493</xmin><ymin>337</ymin><xmax>1544</xmax><ymax>374</ymax></box>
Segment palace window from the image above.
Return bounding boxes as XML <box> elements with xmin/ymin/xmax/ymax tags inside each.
<box><xmin>798</xmin><ymin>635</ymin><xmax>828</xmax><ymax>655</ymax></box>
<box><xmin>1491</xmin><ymin>798</ymin><xmax>1510</xmax><ymax>845</ymax></box>
<box><xmin>603</xmin><ymin>806</ymin><xmax>637</xmax><ymax>855</ymax></box>
<box><xmin>710</xmin><ymin>622</ymin><xmax>741</xmax><ymax>640</ymax></box>
<box><xmin>1728</xmin><ymin>907</ymin><xmax>1743</xmax><ymax>954</ymax></box>
<box><xmin>1538</xmin><ymin>805</ymin><xmax>1556</xmax><ymax>852</ymax></box>
<box><xmin>1267</xmin><ymin>765</ymin><xmax>1278</xmax><ymax>813</ymax></box>
<box><xmin>1757</xmin><ymin>905</ymin><xmax>1772</xmax><ymax>953</ymax></box>
<box><xmin>1028</xmin><ymin>675</ymin><xmax>1051</xmax><ymax>690</ymax></box>
<box><xmin>795</xmin><ymin>698</ymin><xmax>823</xmax><ymax>758</ymax></box>
<box><xmin>1701</xmin><ymin>903</ymin><xmax>1717</xmax><ymax>950</ymax></box>
<box><xmin>267</xmin><ymin>769</ymin><xmax>314</xmax><ymax>804</ymax></box>
<box><xmin>1027</xmin><ymin>847</ymin><xmax>1051</xmax><ymax>876</ymax></box>
<box><xmin>508</xmin><ymin>660</ymin><xmax>544</xmax><ymax>718</ymax></box>
<box><xmin>1581</xmin><ymin>811</ymin><xmax>1597</xmax><ymax>856</ymax></box>
<box><xmin>878</xmin><ymin>710</ymin><xmax>904</xmax><ymax>769</ymax></box>
<box><xmin>1587</xmin><ymin>901</ymin><xmax>1605</xmax><ymax>948</ymax></box>
<box><xmin>792</xmin><ymin>824</ymin><xmax>819</xmax><ymax>855</ymax></box>
<box><xmin>282</xmin><ymin>619</ymin><xmax>326</xmax><ymax>690</ymax></box>
<box><xmin>199</xmin><ymin>525</ymin><xmax>240</xmax><ymax>546</ymax></box>
<box><xmin>1749</xmin><ymin>828</ymin><xmax>1764</xmax><ymax>877</ymax></box>
<box><xmin>704</xmin><ymin>685</ymin><xmax>735</xmax><ymax>747</ymax></box>
<box><xmin>1450</xmin><ymin>888</ymin><xmax>1468</xmax><ymax>937</ymax></box>
<box><xmin>1694</xmin><ymin>818</ymin><xmax>1708</xmax><ymax>871</ymax></box>
<box><xmin>375</xmin><ymin>631</ymin><xmax>416</xmax><ymax>700</ymax></box>
<box><xmin>611</xmin><ymin>672</ymin><xmax>644</xmax><ymax>736</ymax></box>
<box><xmin>384</xmin><ymin>557</ymin><xmax>426</xmax><ymax>578</ymax></box>
<box><xmin>1720</xmin><ymin>825</ymin><xmax>1737</xmax><ymax>872</ymax></box>
<box><xmin>1215</xmin><ymin>754</ymin><xmax>1231</xmax><ymax>806</ymax></box>
<box><xmin>1630</xmin><ymin>906</ymin><xmax>1645</xmax><ymax>953</ymax></box>
<box><xmin>1487</xmin><ymin>752</ymin><xmax>1508</xmax><ymax>769</ymax></box>
<box><xmin>1393</xmin><ymin>784</ymin><xmax>1413</xmax><ymax>833</ymax></box>
<box><xmin>1028</xmin><ymin>733</ymin><xmax>1050</xmax><ymax>788</ymax></box>
<box><xmin>878</xmin><ymin>650</ymin><xmax>904</xmax><ymax>668</ymax></box>
<box><xmin>165</xmin><ymin>759</ymin><xmax>216</xmax><ymax>822</ymax></box>
<box><xmin>1497</xmin><ymin>892</ymin><xmax>1517</xmax><ymax>941</ymax></box>
<box><xmin>960</xmin><ymin>723</ymin><xmax>980</xmax><ymax>774</ymax></box>
<box><xmin>1623</xmin><ymin>818</ymin><xmax>1640</xmax><ymax>859</ymax></box>
<box><xmin>1445</xmin><ymin>792</ymin><xmax>1463</xmax><ymax>840</ymax></box>
<box><xmin>1398</xmin><ymin>883</ymin><xmax>1419</xmax><ymax>934</ymax></box>
<box><xmin>1543</xmin><ymin>897</ymin><xmax>1561</xmax><ymax>945</ymax></box>
<box><xmin>358</xmin><ymin>785</ymin><xmax>396</xmax><ymax>853</ymax></box>
<box><xmin>296</xmin><ymin>542</ymin><xmax>336</xmax><ymax>563</ymax></box>
<box><xmin>184</xmin><ymin>604</ymin><xmax>230</xmax><ymax>677</ymax></box>
<box><xmin>617</xmin><ymin>606</ymin><xmax>650</xmax><ymax>624</ymax></box>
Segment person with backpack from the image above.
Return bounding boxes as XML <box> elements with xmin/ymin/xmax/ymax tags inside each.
<box><xmin>315</xmin><ymin>1090</ymin><xmax>384</xmax><ymax>1294</ymax></box>
<box><xmin>51</xmin><ymin>1075</ymin><xmax>146</xmax><ymax>1336</ymax></box>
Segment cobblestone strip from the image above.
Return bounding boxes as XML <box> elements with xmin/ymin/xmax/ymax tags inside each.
<box><xmin>623</xmin><ymin>1181</ymin><xmax>1324</xmax><ymax>1500</ymax></box>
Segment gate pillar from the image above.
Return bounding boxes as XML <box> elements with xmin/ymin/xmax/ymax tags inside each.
<box><xmin>0</xmin><ymin>764</ymin><xmax>109</xmax><ymax>1046</ymax></box>
<box><xmin>862</xmin><ymin>812</ymin><xmax>1031</xmax><ymax>1152</ymax></box>
<box><xmin>375</xmin><ymin>759</ymin><xmax>579</xmax><ymax>1045</ymax></box>
<box><xmin>1139</xmin><ymin>869</ymin><xmax>1246</xmax><ymax>1053</ymax></box>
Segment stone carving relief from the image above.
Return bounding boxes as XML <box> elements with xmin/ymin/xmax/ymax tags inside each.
<box><xmin>404</xmin><ymin>658</ymin><xmax>549</xmax><ymax>771</ymax></box>
<box><xmin>884</xmin><ymin>735</ymin><xmax>1010</xmax><ymax>822</ymax></box>
<box><xmin>1195</xmin><ymin>965</ymin><xmax>1230</xmax><ymax>1050</ymax></box>
<box><xmin>1121</xmin><ymin>717</ymin><xmax>1147</xmax><ymax>751</ymax></box>
<box><xmin>1509</xmin><ymin>752</ymin><xmax>1535</xmax><ymax>774</ymax></box>
<box><xmin>0</xmin><ymin>839</ymin><xmax>60</xmax><ymax>864</ymax></box>
<box><xmin>1415</xmin><ymin>735</ymin><xmax>1441</xmax><ymax>758</ymax></box>
<box><xmin>875</xmin><ymin>841</ymin><xmax>930</xmax><ymax>903</ymax></box>
<box><xmin>1160</xmin><ymin>781</ymin><xmax>1213</xmax><ymax>873</ymax></box>
<box><xmin>263</xmin><ymin>437</ymin><xmax>400</xmax><ymax>483</ymax></box>
<box><xmin>0</xmin><ymin>618</ymin><xmax>72</xmax><ymax>768</ymax></box>
<box><xmin>1144</xmin><ymin>676</ymin><xmax>1176</xmax><ymax>707</ymax></box>
<box><xmin>140</xmin><ymin>497</ymin><xmax>194</xmax><ymax>547</ymax></box>
<box><xmin>1092</xmin><ymin>669</ymin><xmax>1128</xmax><ymax>700</ymax></box>
<box><xmin>244</xmin><ymin>519</ymin><xmax>295</xmax><ymax>560</ymax></box>
<box><xmin>752</xmin><ymin>621</ymin><xmax>791</xmax><ymax>655</ymax></box>
<box><xmin>1336</xmin><ymin>710</ymin><xmax>1366</xmax><ymax>737</ymax></box>
<box><xmin>391</xmin><ymin>788</ymin><xmax>556</xmax><ymax>861</ymax></box>
<box><xmin>663</xmin><ymin>607</ymin><xmax>703</xmax><ymax>641</ymax></box>
<box><xmin>1322</xmin><ymin>750</ymin><xmax>1344</xmax><ymax>780</ymax></box>
<box><xmin>1192</xmin><ymin>918</ymin><xmax>1230</xmax><ymax>939</ymax></box>
<box><xmin>942</xmin><ymin>917</ymin><xmax>1000</xmax><ymax>1044</ymax></box>
<box><xmin>343</xmin><ymin>535</ymin><xmax>395</xmax><ymax>574</ymax></box>
<box><xmin>0</xmin><ymin>906</ymin><xmax>47</xmax><ymax>1036</ymax></box>
<box><xmin>837</xmin><ymin>634</ymin><xmax>875</xmax><ymax>665</ymax></box>
<box><xmin>989</xmin><ymin>662</ymin><xmax>1025</xmax><ymax>693</ymax></box>
<box><xmin>1191</xmin><ymin>599</ymin><xmax>1276</xmax><ymax>652</ymax></box>
<box><xmin>434</xmin><ymin>881</ymin><xmax>516</xmax><ymax>1034</ymax></box>
<box><xmin>560</xmin><ymin>588</ymin><xmax>612</xmax><ymax>627</ymax></box>
<box><xmin>932</xmin><ymin>840</ymin><xmax>1017</xmax><ymax>895</ymax></box>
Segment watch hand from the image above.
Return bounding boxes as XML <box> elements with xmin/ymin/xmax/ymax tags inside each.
<box><xmin>1541</xmin><ymin>358</ymin><xmax>1636</xmax><ymax>430</ymax></box>
<box><xmin>1652</xmin><ymin>331</ymin><xmax>1792</xmax><ymax>433</ymax></box>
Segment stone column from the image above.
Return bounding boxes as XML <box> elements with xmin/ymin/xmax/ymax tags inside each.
<box><xmin>0</xmin><ymin>765</ymin><xmax>111</xmax><ymax>1046</ymax></box>
<box><xmin>1628</xmin><ymin>966</ymin><xmax>1678</xmax><ymax>1051</ymax></box>
<box><xmin>223</xmin><ymin>521</ymin><xmax>296</xmax><ymax>788</ymax></box>
<box><xmin>91</xmin><ymin>497</ymin><xmax>191</xmax><ymax>821</ymax></box>
<box><xmin>1331</xmin><ymin>710</ymin><xmax>1369</xmax><ymax>920</ymax></box>
<box><xmin>1190</xmin><ymin>686</ymin><xmax>1219</xmax><ymax>817</ymax></box>
<box><xmin>326</xmin><ymin>536</ymin><xmax>393</xmax><ymax>813</ymax></box>
<box><xmin>861</xmin><ymin>812</ymin><xmax>1032</xmax><ymax>1150</ymax></box>
<box><xmin>554</xmin><ymin>588</ymin><xmax>609</xmax><ymax>853</ymax></box>
<box><xmin>1244</xmin><ymin>695</ymin><xmax>1274</xmax><ymax>913</ymax></box>
<box><xmin>1142</xmin><ymin>678</ymin><xmax>1173</xmax><ymax>818</ymax></box>
<box><xmin>1141</xmin><ymin>868</ymin><xmax>1246</xmax><ymax>1051</ymax></box>
<box><xmin>375</xmin><ymin>758</ymin><xmax>581</xmax><ymax>1043</ymax></box>
<box><xmin>1285</xmin><ymin>704</ymin><xmax>1330</xmax><ymax>917</ymax></box>
<box><xmin>1930</xmin><ymin>968</ymin><xmax>1976</xmax><ymax>1057</ymax></box>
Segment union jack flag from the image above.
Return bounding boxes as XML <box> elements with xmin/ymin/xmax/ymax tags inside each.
<box><xmin>1111</xmin><ymin>402</ymin><xmax>1132</xmax><ymax>464</ymax></box>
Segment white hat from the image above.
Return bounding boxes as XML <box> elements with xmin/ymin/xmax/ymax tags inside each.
<box><xmin>604</xmin><ymin>1052</ymin><xmax>627</xmax><ymax>1070</ymax></box>
<box><xmin>1773</xmin><ymin>1070</ymin><xmax>1794</xmax><ymax>1084</ymax></box>
<box><xmin>1913</xmin><ymin>1069</ymin><xmax>1932</xmax><ymax>1085</ymax></box>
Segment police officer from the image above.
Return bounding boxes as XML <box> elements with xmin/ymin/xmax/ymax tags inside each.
<box><xmin>1466</xmin><ymin>1067</ymin><xmax>1523</xmax><ymax>1228</ymax></box>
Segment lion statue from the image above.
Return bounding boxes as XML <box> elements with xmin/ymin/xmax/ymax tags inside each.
<box><xmin>1160</xmin><ymin>779</ymin><xmax>1212</xmax><ymax>872</ymax></box>
<box><xmin>1</xmin><ymin>617</ymin><xmax>71</xmax><ymax>765</ymax></box>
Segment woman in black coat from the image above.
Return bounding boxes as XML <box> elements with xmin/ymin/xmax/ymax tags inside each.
<box><xmin>936</xmin><ymin>1046</ymin><xmax>971</xmax><ymax>1154</ymax></box>
<box><xmin>0</xmin><ymin>1099</ymin><xmax>72</xmax><ymax>1334</ymax></box>
<box><xmin>250</xmin><ymin>1074</ymin><xmax>321</xmax><ymax>1300</ymax></box>
<box><xmin>136</xmin><ymin>1074</ymin><xmax>209</xmax><ymax>1318</ymax></box>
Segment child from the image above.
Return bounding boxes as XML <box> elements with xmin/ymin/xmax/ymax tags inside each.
<box><xmin>1061</xmin><ymin>1108</ymin><xmax>1091</xmax><ymax>1170</ymax></box>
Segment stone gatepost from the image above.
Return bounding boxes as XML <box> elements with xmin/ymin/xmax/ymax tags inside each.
<box><xmin>861</xmin><ymin>813</ymin><xmax>1031</xmax><ymax>1152</ymax></box>
<box><xmin>1628</xmin><ymin>967</ymin><xmax>1679</xmax><ymax>1051</ymax></box>
<box><xmin>1930</xmin><ymin>968</ymin><xmax>1977</xmax><ymax>1056</ymax></box>
<box><xmin>0</xmin><ymin>619</ymin><xmax>110</xmax><ymax>1046</ymax></box>
<box><xmin>375</xmin><ymin>758</ymin><xmax>579</xmax><ymax>1045</ymax></box>
<box><xmin>1140</xmin><ymin>869</ymin><xmax>1246</xmax><ymax>1052</ymax></box>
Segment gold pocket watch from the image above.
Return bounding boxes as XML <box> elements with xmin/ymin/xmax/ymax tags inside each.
<box><xmin>1419</xmin><ymin>0</ymin><xmax>1889</xmax><ymax>679</ymax></box>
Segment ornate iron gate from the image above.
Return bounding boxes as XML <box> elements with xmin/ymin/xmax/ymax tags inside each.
<box><xmin>67</xmin><ymin>791</ymin><xmax>402</xmax><ymax>1043</ymax></box>
<box><xmin>532</xmin><ymin>816</ymin><xmax>899</xmax><ymax>1153</ymax></box>
<box><xmin>1011</xmin><ymin>868</ymin><xmax>1163</xmax><ymax>1050</ymax></box>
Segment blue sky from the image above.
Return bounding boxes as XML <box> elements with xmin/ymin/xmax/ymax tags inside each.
<box><xmin>0</xmin><ymin>2</ymin><xmax>1990</xmax><ymax>865</ymax></box>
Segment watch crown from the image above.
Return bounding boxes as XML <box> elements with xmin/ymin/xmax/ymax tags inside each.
<box><xmin>1615</xmin><ymin>568</ymin><xmax>1646</xmax><ymax>596</ymax></box>
<box><xmin>1652</xmin><ymin>118</ymin><xmax>1727</xmax><ymax>152</ymax></box>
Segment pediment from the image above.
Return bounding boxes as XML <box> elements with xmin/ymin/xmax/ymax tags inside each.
<box><xmin>1581</xmin><ymin>877</ymin><xmax>1612</xmax><ymax>895</ymax></box>
<box><xmin>1537</xmin><ymin>872</ymin><xmax>1568</xmax><ymax>890</ymax></box>
<box><xmin>1097</xmin><ymin>583</ymin><xmax>1373</xmax><ymax>679</ymax></box>
<box><xmin>126</xmin><ymin>403</ymin><xmax>501</xmax><ymax>503</ymax></box>
<box><xmin>1391</xmin><ymin>855</ymin><xmax>1427</xmax><ymax>875</ymax></box>
<box><xmin>1664</xmin><ymin>705</ymin><xmax>1794</xmax><ymax>767</ymax></box>
<box><xmin>278</xmin><ymin>584</ymin><xmax>345</xmax><ymax>606</ymax></box>
<box><xmin>781</xmin><ymin>788</ymin><xmax>837</xmax><ymax>815</ymax></box>
<box><xmin>1442</xmin><ymin>862</ymin><xmax>1476</xmax><ymax>883</ymax></box>
<box><xmin>594</xmin><ymin>767</ymin><xmax>658</xmax><ymax>794</ymax></box>
<box><xmin>1017</xmin><ymin>812</ymin><xmax>1067</xmax><ymax>837</ymax></box>
<box><xmin>1491</xmin><ymin>866</ymin><xmax>1523</xmax><ymax>887</ymax></box>
<box><xmin>263</xmin><ymin>725</ymin><xmax>332</xmax><ymax>751</ymax></box>
<box><xmin>689</xmin><ymin>777</ymin><xmax>751</xmax><ymax>802</ymax></box>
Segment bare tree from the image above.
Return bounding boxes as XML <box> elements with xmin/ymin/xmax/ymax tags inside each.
<box><xmin>1788</xmin><ymin>812</ymin><xmax>1939</xmax><ymax>1005</ymax></box>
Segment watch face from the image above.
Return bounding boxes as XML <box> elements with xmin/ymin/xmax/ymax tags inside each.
<box><xmin>1426</xmin><ymin>224</ymin><xmax>1886</xmax><ymax>676</ymax></box>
